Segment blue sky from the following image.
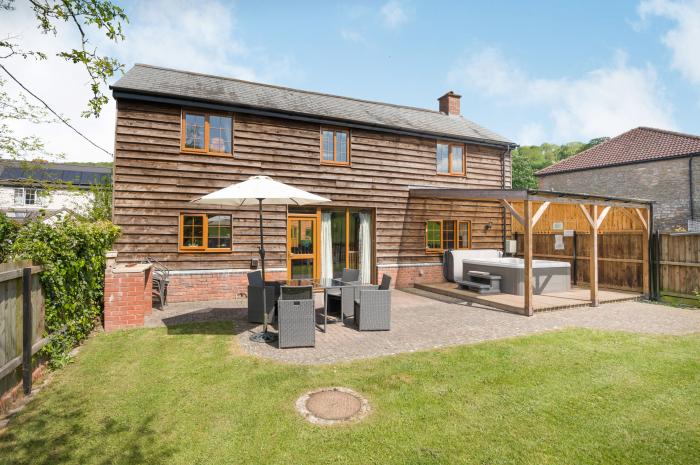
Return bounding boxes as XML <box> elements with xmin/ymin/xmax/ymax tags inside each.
<box><xmin>2</xmin><ymin>0</ymin><xmax>700</xmax><ymax>161</ymax></box>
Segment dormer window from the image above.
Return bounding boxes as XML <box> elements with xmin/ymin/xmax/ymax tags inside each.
<box><xmin>436</xmin><ymin>142</ymin><xmax>465</xmax><ymax>175</ymax></box>
<box><xmin>320</xmin><ymin>127</ymin><xmax>350</xmax><ymax>165</ymax></box>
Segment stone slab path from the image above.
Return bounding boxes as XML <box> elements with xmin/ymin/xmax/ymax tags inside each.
<box><xmin>146</xmin><ymin>289</ymin><xmax>700</xmax><ymax>365</ymax></box>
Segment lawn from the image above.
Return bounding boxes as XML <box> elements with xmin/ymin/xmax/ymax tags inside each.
<box><xmin>0</xmin><ymin>324</ymin><xmax>698</xmax><ymax>465</ymax></box>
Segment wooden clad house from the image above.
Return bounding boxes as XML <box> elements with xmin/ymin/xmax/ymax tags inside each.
<box><xmin>110</xmin><ymin>64</ymin><xmax>515</xmax><ymax>303</ymax></box>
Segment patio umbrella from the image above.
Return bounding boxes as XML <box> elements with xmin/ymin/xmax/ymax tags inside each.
<box><xmin>192</xmin><ymin>175</ymin><xmax>331</xmax><ymax>342</ymax></box>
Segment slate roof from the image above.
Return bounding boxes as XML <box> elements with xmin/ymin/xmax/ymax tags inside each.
<box><xmin>111</xmin><ymin>64</ymin><xmax>513</xmax><ymax>146</ymax></box>
<box><xmin>537</xmin><ymin>127</ymin><xmax>700</xmax><ymax>176</ymax></box>
<box><xmin>0</xmin><ymin>161</ymin><xmax>112</xmax><ymax>186</ymax></box>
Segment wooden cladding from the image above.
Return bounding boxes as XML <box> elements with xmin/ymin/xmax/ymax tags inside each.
<box><xmin>436</xmin><ymin>142</ymin><xmax>466</xmax><ymax>176</ymax></box>
<box><xmin>181</xmin><ymin>110</ymin><xmax>233</xmax><ymax>156</ymax></box>
<box><xmin>113</xmin><ymin>100</ymin><xmax>510</xmax><ymax>270</ymax></box>
<box><xmin>425</xmin><ymin>219</ymin><xmax>471</xmax><ymax>253</ymax></box>
<box><xmin>179</xmin><ymin>213</ymin><xmax>232</xmax><ymax>252</ymax></box>
<box><xmin>320</xmin><ymin>127</ymin><xmax>350</xmax><ymax>165</ymax></box>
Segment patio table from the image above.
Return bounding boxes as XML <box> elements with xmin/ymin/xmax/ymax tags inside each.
<box><xmin>273</xmin><ymin>278</ymin><xmax>349</xmax><ymax>332</ymax></box>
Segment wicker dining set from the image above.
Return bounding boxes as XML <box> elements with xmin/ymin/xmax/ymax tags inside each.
<box><xmin>247</xmin><ymin>269</ymin><xmax>392</xmax><ymax>349</ymax></box>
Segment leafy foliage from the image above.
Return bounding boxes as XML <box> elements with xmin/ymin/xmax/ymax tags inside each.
<box><xmin>1</xmin><ymin>0</ymin><xmax>127</xmax><ymax>161</ymax></box>
<box><xmin>0</xmin><ymin>212</ymin><xmax>20</xmax><ymax>261</ymax></box>
<box><xmin>511</xmin><ymin>137</ymin><xmax>610</xmax><ymax>188</ymax></box>
<box><xmin>87</xmin><ymin>176</ymin><xmax>112</xmax><ymax>221</ymax></box>
<box><xmin>12</xmin><ymin>217</ymin><xmax>120</xmax><ymax>367</ymax></box>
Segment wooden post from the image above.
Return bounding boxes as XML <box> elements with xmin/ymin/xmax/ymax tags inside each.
<box><xmin>589</xmin><ymin>205</ymin><xmax>599</xmax><ymax>307</ymax></box>
<box><xmin>22</xmin><ymin>267</ymin><xmax>32</xmax><ymax>395</ymax></box>
<box><xmin>523</xmin><ymin>200</ymin><xmax>533</xmax><ymax>316</ymax></box>
<box><xmin>641</xmin><ymin>208</ymin><xmax>650</xmax><ymax>298</ymax></box>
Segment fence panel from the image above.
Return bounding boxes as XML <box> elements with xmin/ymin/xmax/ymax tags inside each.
<box><xmin>659</xmin><ymin>233</ymin><xmax>700</xmax><ymax>300</ymax></box>
<box><xmin>515</xmin><ymin>232</ymin><xmax>643</xmax><ymax>291</ymax></box>
<box><xmin>0</xmin><ymin>261</ymin><xmax>45</xmax><ymax>397</ymax></box>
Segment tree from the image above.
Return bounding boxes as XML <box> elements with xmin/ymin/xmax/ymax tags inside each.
<box><xmin>0</xmin><ymin>0</ymin><xmax>128</xmax><ymax>160</ymax></box>
<box><xmin>511</xmin><ymin>136</ymin><xmax>611</xmax><ymax>188</ymax></box>
<box><xmin>511</xmin><ymin>149</ymin><xmax>538</xmax><ymax>189</ymax></box>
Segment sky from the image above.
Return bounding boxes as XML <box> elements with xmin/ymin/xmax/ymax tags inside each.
<box><xmin>1</xmin><ymin>0</ymin><xmax>700</xmax><ymax>163</ymax></box>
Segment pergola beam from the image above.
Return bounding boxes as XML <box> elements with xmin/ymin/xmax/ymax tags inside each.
<box><xmin>596</xmin><ymin>206</ymin><xmax>612</xmax><ymax>229</ymax></box>
<box><xmin>531</xmin><ymin>201</ymin><xmax>551</xmax><ymax>228</ymax></box>
<box><xmin>500</xmin><ymin>199</ymin><xmax>525</xmax><ymax>226</ymax></box>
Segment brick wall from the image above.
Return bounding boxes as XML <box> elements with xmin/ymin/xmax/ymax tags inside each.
<box><xmin>378</xmin><ymin>263</ymin><xmax>446</xmax><ymax>288</ymax></box>
<box><xmin>538</xmin><ymin>157</ymin><xmax>700</xmax><ymax>231</ymax></box>
<box><xmin>167</xmin><ymin>269</ymin><xmax>287</xmax><ymax>303</ymax></box>
<box><xmin>103</xmin><ymin>254</ymin><xmax>153</xmax><ymax>331</ymax></box>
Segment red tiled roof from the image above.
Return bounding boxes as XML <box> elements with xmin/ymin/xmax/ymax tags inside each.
<box><xmin>536</xmin><ymin>127</ymin><xmax>700</xmax><ymax>176</ymax></box>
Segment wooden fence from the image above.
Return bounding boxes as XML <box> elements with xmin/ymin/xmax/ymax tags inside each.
<box><xmin>0</xmin><ymin>261</ymin><xmax>45</xmax><ymax>398</ymax></box>
<box><xmin>515</xmin><ymin>231</ymin><xmax>644</xmax><ymax>291</ymax></box>
<box><xmin>656</xmin><ymin>232</ymin><xmax>700</xmax><ymax>301</ymax></box>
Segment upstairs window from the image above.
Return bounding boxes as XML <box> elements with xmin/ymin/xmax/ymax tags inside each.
<box><xmin>181</xmin><ymin>111</ymin><xmax>233</xmax><ymax>155</ymax></box>
<box><xmin>321</xmin><ymin>128</ymin><xmax>350</xmax><ymax>165</ymax></box>
<box><xmin>425</xmin><ymin>219</ymin><xmax>471</xmax><ymax>252</ymax></box>
<box><xmin>179</xmin><ymin>213</ymin><xmax>232</xmax><ymax>252</ymax></box>
<box><xmin>436</xmin><ymin>142</ymin><xmax>465</xmax><ymax>175</ymax></box>
<box><xmin>14</xmin><ymin>187</ymin><xmax>43</xmax><ymax>206</ymax></box>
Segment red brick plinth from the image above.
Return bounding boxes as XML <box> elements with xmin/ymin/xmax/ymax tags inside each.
<box><xmin>103</xmin><ymin>252</ymin><xmax>153</xmax><ymax>331</ymax></box>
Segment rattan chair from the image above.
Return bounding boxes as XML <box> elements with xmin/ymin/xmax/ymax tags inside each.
<box><xmin>247</xmin><ymin>271</ymin><xmax>277</xmax><ymax>324</ymax></box>
<box><xmin>280</xmin><ymin>285</ymin><xmax>313</xmax><ymax>301</ymax></box>
<box><xmin>277</xmin><ymin>297</ymin><xmax>315</xmax><ymax>348</ymax></box>
<box><xmin>354</xmin><ymin>274</ymin><xmax>392</xmax><ymax>331</ymax></box>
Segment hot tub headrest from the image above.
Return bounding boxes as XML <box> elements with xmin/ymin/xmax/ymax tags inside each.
<box><xmin>444</xmin><ymin>249</ymin><xmax>502</xmax><ymax>282</ymax></box>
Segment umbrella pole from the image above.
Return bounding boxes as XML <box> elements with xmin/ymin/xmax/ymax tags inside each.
<box><xmin>251</xmin><ymin>198</ymin><xmax>277</xmax><ymax>343</ymax></box>
<box><xmin>259</xmin><ymin>198</ymin><xmax>267</xmax><ymax>333</ymax></box>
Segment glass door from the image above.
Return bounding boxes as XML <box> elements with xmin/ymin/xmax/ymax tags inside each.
<box><xmin>287</xmin><ymin>216</ymin><xmax>317</xmax><ymax>280</ymax></box>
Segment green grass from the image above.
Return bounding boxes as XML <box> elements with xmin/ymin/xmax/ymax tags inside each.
<box><xmin>1</xmin><ymin>324</ymin><xmax>698</xmax><ymax>465</ymax></box>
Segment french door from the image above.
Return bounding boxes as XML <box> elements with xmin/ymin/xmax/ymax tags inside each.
<box><xmin>287</xmin><ymin>216</ymin><xmax>317</xmax><ymax>280</ymax></box>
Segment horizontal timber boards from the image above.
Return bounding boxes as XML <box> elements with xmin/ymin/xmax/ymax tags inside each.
<box><xmin>114</xmin><ymin>99</ymin><xmax>510</xmax><ymax>269</ymax></box>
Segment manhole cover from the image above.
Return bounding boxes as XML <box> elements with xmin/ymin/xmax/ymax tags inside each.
<box><xmin>296</xmin><ymin>387</ymin><xmax>369</xmax><ymax>425</ymax></box>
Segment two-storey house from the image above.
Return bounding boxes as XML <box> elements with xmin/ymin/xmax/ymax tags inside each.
<box><xmin>110</xmin><ymin>64</ymin><xmax>514</xmax><ymax>302</ymax></box>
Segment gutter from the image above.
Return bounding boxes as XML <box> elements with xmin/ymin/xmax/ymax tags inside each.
<box><xmin>691</xmin><ymin>155</ymin><xmax>696</xmax><ymax>221</ymax></box>
<box><xmin>112</xmin><ymin>89</ymin><xmax>515</xmax><ymax>150</ymax></box>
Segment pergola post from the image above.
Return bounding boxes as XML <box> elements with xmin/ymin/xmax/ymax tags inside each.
<box><xmin>523</xmin><ymin>200</ymin><xmax>533</xmax><ymax>316</ymax></box>
<box><xmin>636</xmin><ymin>207</ymin><xmax>651</xmax><ymax>298</ymax></box>
<box><xmin>589</xmin><ymin>205</ymin><xmax>599</xmax><ymax>307</ymax></box>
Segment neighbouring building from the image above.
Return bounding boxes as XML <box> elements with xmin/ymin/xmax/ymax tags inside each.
<box><xmin>109</xmin><ymin>64</ymin><xmax>515</xmax><ymax>303</ymax></box>
<box><xmin>536</xmin><ymin>127</ymin><xmax>700</xmax><ymax>231</ymax></box>
<box><xmin>0</xmin><ymin>161</ymin><xmax>111</xmax><ymax>221</ymax></box>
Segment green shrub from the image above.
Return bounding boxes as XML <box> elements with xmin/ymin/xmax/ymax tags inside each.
<box><xmin>12</xmin><ymin>218</ymin><xmax>120</xmax><ymax>367</ymax></box>
<box><xmin>0</xmin><ymin>213</ymin><xmax>20</xmax><ymax>262</ymax></box>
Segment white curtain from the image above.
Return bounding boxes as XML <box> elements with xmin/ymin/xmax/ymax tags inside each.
<box><xmin>358</xmin><ymin>212</ymin><xmax>372</xmax><ymax>283</ymax></box>
<box><xmin>320</xmin><ymin>212</ymin><xmax>333</xmax><ymax>280</ymax></box>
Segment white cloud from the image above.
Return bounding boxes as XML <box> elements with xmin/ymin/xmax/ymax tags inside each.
<box><xmin>340</xmin><ymin>29</ymin><xmax>365</xmax><ymax>43</ymax></box>
<box><xmin>448</xmin><ymin>48</ymin><xmax>676</xmax><ymax>143</ymax></box>
<box><xmin>638</xmin><ymin>0</ymin><xmax>700</xmax><ymax>85</ymax></box>
<box><xmin>380</xmin><ymin>1</ymin><xmax>408</xmax><ymax>29</ymax></box>
<box><xmin>0</xmin><ymin>0</ymin><xmax>296</xmax><ymax>163</ymax></box>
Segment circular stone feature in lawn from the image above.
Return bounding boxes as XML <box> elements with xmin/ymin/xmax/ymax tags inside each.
<box><xmin>296</xmin><ymin>387</ymin><xmax>369</xmax><ymax>425</ymax></box>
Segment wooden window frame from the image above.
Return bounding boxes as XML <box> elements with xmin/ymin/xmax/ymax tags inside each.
<box><xmin>436</xmin><ymin>142</ymin><xmax>466</xmax><ymax>176</ymax></box>
<box><xmin>180</xmin><ymin>109</ymin><xmax>234</xmax><ymax>156</ymax></box>
<box><xmin>178</xmin><ymin>212</ymin><xmax>233</xmax><ymax>253</ymax></box>
<box><xmin>320</xmin><ymin>127</ymin><xmax>351</xmax><ymax>166</ymax></box>
<box><xmin>425</xmin><ymin>219</ymin><xmax>472</xmax><ymax>253</ymax></box>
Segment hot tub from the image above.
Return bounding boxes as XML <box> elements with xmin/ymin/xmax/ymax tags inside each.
<box><xmin>462</xmin><ymin>257</ymin><xmax>570</xmax><ymax>295</ymax></box>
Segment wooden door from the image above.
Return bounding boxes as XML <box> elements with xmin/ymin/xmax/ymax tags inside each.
<box><xmin>287</xmin><ymin>216</ymin><xmax>317</xmax><ymax>280</ymax></box>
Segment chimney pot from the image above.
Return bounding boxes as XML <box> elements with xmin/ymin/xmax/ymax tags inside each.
<box><xmin>438</xmin><ymin>91</ymin><xmax>461</xmax><ymax>116</ymax></box>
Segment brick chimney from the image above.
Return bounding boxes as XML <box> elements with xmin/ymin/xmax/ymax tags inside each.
<box><xmin>438</xmin><ymin>91</ymin><xmax>461</xmax><ymax>116</ymax></box>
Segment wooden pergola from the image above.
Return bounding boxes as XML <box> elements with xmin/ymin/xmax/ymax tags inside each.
<box><xmin>409</xmin><ymin>188</ymin><xmax>653</xmax><ymax>316</ymax></box>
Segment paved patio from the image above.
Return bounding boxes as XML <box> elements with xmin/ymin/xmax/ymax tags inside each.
<box><xmin>145</xmin><ymin>289</ymin><xmax>700</xmax><ymax>364</ymax></box>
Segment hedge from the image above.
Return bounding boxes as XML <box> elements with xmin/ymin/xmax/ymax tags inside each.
<box><xmin>12</xmin><ymin>217</ymin><xmax>120</xmax><ymax>367</ymax></box>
